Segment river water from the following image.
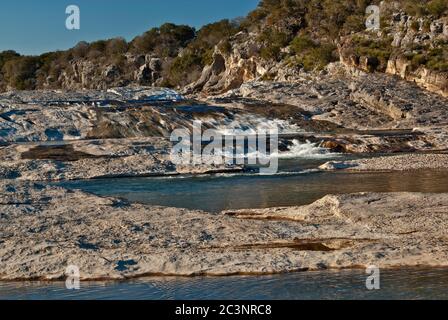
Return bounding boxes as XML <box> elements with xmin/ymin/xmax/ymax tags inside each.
<box><xmin>2</xmin><ymin>268</ymin><xmax>448</xmax><ymax>300</ymax></box>
<box><xmin>58</xmin><ymin>157</ymin><xmax>448</xmax><ymax>213</ymax></box>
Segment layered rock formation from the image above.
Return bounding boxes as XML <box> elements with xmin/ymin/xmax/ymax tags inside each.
<box><xmin>339</xmin><ymin>8</ymin><xmax>448</xmax><ymax>96</ymax></box>
<box><xmin>0</xmin><ymin>138</ymin><xmax>243</xmax><ymax>181</ymax></box>
<box><xmin>56</xmin><ymin>54</ymin><xmax>166</xmax><ymax>90</ymax></box>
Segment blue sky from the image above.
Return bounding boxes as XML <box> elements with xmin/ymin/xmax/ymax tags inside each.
<box><xmin>0</xmin><ymin>0</ymin><xmax>260</xmax><ymax>55</ymax></box>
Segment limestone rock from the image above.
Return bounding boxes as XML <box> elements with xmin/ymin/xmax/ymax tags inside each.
<box><xmin>320</xmin><ymin>154</ymin><xmax>448</xmax><ymax>171</ymax></box>
<box><xmin>2</xmin><ymin>181</ymin><xmax>448</xmax><ymax>280</ymax></box>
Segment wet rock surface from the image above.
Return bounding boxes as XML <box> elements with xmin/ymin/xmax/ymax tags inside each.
<box><xmin>203</xmin><ymin>68</ymin><xmax>448</xmax><ymax>153</ymax></box>
<box><xmin>1</xmin><ymin>181</ymin><xmax>447</xmax><ymax>280</ymax></box>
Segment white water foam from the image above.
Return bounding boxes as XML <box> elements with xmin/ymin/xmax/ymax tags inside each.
<box><xmin>278</xmin><ymin>139</ymin><xmax>339</xmax><ymax>159</ymax></box>
<box><xmin>198</xmin><ymin>139</ymin><xmax>337</xmax><ymax>163</ymax></box>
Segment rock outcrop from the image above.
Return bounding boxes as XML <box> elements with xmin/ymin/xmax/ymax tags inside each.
<box><xmin>339</xmin><ymin>10</ymin><xmax>448</xmax><ymax>97</ymax></box>
<box><xmin>0</xmin><ymin>138</ymin><xmax>245</xmax><ymax>181</ymax></box>
<box><xmin>185</xmin><ymin>32</ymin><xmax>266</xmax><ymax>94</ymax></box>
<box><xmin>386</xmin><ymin>60</ymin><xmax>448</xmax><ymax>97</ymax></box>
<box><xmin>320</xmin><ymin>153</ymin><xmax>448</xmax><ymax>171</ymax></box>
<box><xmin>54</xmin><ymin>54</ymin><xmax>166</xmax><ymax>91</ymax></box>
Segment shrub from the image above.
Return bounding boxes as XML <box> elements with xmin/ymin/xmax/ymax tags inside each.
<box><xmin>258</xmin><ymin>29</ymin><xmax>290</xmax><ymax>61</ymax></box>
<box><xmin>301</xmin><ymin>44</ymin><xmax>337</xmax><ymax>71</ymax></box>
<box><xmin>351</xmin><ymin>35</ymin><xmax>393</xmax><ymax>71</ymax></box>
<box><xmin>2</xmin><ymin>56</ymin><xmax>40</xmax><ymax>90</ymax></box>
<box><xmin>167</xmin><ymin>51</ymin><xmax>203</xmax><ymax>86</ymax></box>
<box><xmin>130</xmin><ymin>23</ymin><xmax>196</xmax><ymax>57</ymax></box>
<box><xmin>218</xmin><ymin>40</ymin><xmax>232</xmax><ymax>55</ymax></box>
<box><xmin>403</xmin><ymin>0</ymin><xmax>428</xmax><ymax>16</ymax></box>
<box><xmin>290</xmin><ymin>35</ymin><xmax>317</xmax><ymax>54</ymax></box>
<box><xmin>342</xmin><ymin>15</ymin><xmax>366</xmax><ymax>34</ymax></box>
<box><xmin>195</xmin><ymin>20</ymin><xmax>237</xmax><ymax>48</ymax></box>
<box><xmin>411</xmin><ymin>53</ymin><xmax>428</xmax><ymax>68</ymax></box>
<box><xmin>425</xmin><ymin>47</ymin><xmax>448</xmax><ymax>72</ymax></box>
<box><xmin>427</xmin><ymin>0</ymin><xmax>448</xmax><ymax>17</ymax></box>
<box><xmin>186</xmin><ymin>20</ymin><xmax>238</xmax><ymax>66</ymax></box>
<box><xmin>290</xmin><ymin>34</ymin><xmax>337</xmax><ymax>71</ymax></box>
<box><xmin>0</xmin><ymin>50</ymin><xmax>20</xmax><ymax>71</ymax></box>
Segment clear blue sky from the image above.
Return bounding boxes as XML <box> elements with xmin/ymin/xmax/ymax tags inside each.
<box><xmin>0</xmin><ymin>0</ymin><xmax>260</xmax><ymax>55</ymax></box>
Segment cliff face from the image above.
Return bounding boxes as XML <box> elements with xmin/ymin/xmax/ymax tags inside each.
<box><xmin>340</xmin><ymin>43</ymin><xmax>448</xmax><ymax>98</ymax></box>
<box><xmin>184</xmin><ymin>32</ymin><xmax>264</xmax><ymax>94</ymax></box>
<box><xmin>186</xmin><ymin>2</ymin><xmax>448</xmax><ymax>97</ymax></box>
<box><xmin>386</xmin><ymin>58</ymin><xmax>448</xmax><ymax>96</ymax></box>
<box><xmin>339</xmin><ymin>8</ymin><xmax>448</xmax><ymax>97</ymax></box>
<box><xmin>42</xmin><ymin>54</ymin><xmax>165</xmax><ymax>91</ymax></box>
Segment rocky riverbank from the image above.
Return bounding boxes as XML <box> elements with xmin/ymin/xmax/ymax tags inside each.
<box><xmin>1</xmin><ymin>181</ymin><xmax>447</xmax><ymax>280</ymax></box>
<box><xmin>0</xmin><ymin>138</ymin><xmax>243</xmax><ymax>181</ymax></box>
<box><xmin>320</xmin><ymin>153</ymin><xmax>448</xmax><ymax>171</ymax></box>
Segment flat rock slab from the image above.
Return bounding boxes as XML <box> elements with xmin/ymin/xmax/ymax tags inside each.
<box><xmin>0</xmin><ymin>139</ymin><xmax>243</xmax><ymax>181</ymax></box>
<box><xmin>320</xmin><ymin>153</ymin><xmax>448</xmax><ymax>171</ymax></box>
<box><xmin>1</xmin><ymin>181</ymin><xmax>447</xmax><ymax>280</ymax></box>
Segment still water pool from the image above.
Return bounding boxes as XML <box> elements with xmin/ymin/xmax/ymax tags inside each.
<box><xmin>58</xmin><ymin>158</ymin><xmax>448</xmax><ymax>212</ymax></box>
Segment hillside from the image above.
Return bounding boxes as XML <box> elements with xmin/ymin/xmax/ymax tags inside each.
<box><xmin>0</xmin><ymin>0</ymin><xmax>446</xmax><ymax>95</ymax></box>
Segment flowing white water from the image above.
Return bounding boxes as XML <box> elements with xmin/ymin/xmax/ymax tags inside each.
<box><xmin>198</xmin><ymin>139</ymin><xmax>338</xmax><ymax>166</ymax></box>
<box><xmin>186</xmin><ymin>113</ymin><xmax>338</xmax><ymax>161</ymax></box>
<box><xmin>279</xmin><ymin>139</ymin><xmax>339</xmax><ymax>159</ymax></box>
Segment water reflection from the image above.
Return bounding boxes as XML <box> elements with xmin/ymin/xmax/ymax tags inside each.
<box><xmin>59</xmin><ymin>168</ymin><xmax>448</xmax><ymax>213</ymax></box>
<box><xmin>1</xmin><ymin>268</ymin><xmax>447</xmax><ymax>300</ymax></box>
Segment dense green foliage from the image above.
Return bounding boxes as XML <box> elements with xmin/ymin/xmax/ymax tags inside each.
<box><xmin>289</xmin><ymin>35</ymin><xmax>338</xmax><ymax>71</ymax></box>
<box><xmin>130</xmin><ymin>23</ymin><xmax>195</xmax><ymax>56</ymax></box>
<box><xmin>405</xmin><ymin>42</ymin><xmax>448</xmax><ymax>72</ymax></box>
<box><xmin>402</xmin><ymin>0</ymin><xmax>447</xmax><ymax>17</ymax></box>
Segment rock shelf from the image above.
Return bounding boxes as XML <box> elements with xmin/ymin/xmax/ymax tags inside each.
<box><xmin>1</xmin><ymin>182</ymin><xmax>447</xmax><ymax>280</ymax></box>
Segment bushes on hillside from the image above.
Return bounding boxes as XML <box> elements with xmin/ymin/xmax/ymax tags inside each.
<box><xmin>350</xmin><ymin>35</ymin><xmax>393</xmax><ymax>71</ymax></box>
<box><xmin>163</xmin><ymin>19</ymin><xmax>239</xmax><ymax>87</ymax></box>
<box><xmin>290</xmin><ymin>35</ymin><xmax>337</xmax><ymax>70</ymax></box>
<box><xmin>2</xmin><ymin>56</ymin><xmax>40</xmax><ymax>90</ymax></box>
<box><xmin>130</xmin><ymin>23</ymin><xmax>196</xmax><ymax>57</ymax></box>
<box><xmin>407</xmin><ymin>45</ymin><xmax>448</xmax><ymax>72</ymax></box>
<box><xmin>258</xmin><ymin>29</ymin><xmax>290</xmax><ymax>61</ymax></box>
<box><xmin>403</xmin><ymin>0</ymin><xmax>448</xmax><ymax>17</ymax></box>
<box><xmin>427</xmin><ymin>0</ymin><xmax>448</xmax><ymax>17</ymax></box>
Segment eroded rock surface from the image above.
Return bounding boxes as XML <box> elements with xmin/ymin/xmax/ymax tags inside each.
<box><xmin>210</xmin><ymin>69</ymin><xmax>448</xmax><ymax>132</ymax></box>
<box><xmin>320</xmin><ymin>153</ymin><xmax>448</xmax><ymax>171</ymax></box>
<box><xmin>1</xmin><ymin>181</ymin><xmax>447</xmax><ymax>280</ymax></box>
<box><xmin>0</xmin><ymin>138</ymin><xmax>242</xmax><ymax>181</ymax></box>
